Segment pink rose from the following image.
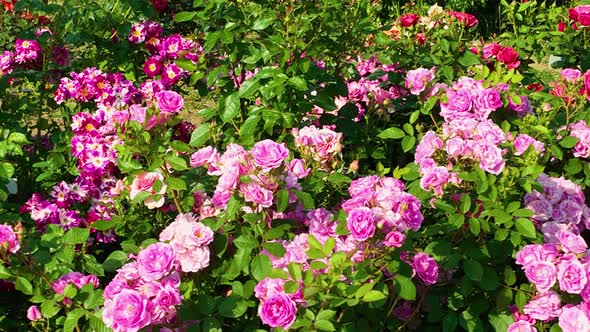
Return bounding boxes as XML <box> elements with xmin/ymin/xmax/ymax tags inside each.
<box><xmin>507</xmin><ymin>320</ymin><xmax>537</xmax><ymax>332</ymax></box>
<box><xmin>241</xmin><ymin>183</ymin><xmax>274</xmax><ymax>208</ymax></box>
<box><xmin>347</xmin><ymin>207</ymin><xmax>376</xmax><ymax>241</ymax></box>
<box><xmin>27</xmin><ymin>305</ymin><xmax>42</xmax><ymax>321</ymax></box>
<box><xmin>136</xmin><ymin>242</ymin><xmax>176</xmax><ymax>281</ymax></box>
<box><xmin>482</xmin><ymin>43</ymin><xmax>501</xmax><ymax>59</ymax></box>
<box><xmin>405</xmin><ymin>68</ymin><xmax>435</xmax><ymax>95</ymax></box>
<box><xmin>561</xmin><ymin>68</ymin><xmax>582</xmax><ymax>82</ymax></box>
<box><xmin>475</xmin><ymin>142</ymin><xmax>505</xmax><ymax>175</ymax></box>
<box><xmin>559</xmin><ymin>304</ymin><xmax>590</xmax><ymax>332</ymax></box>
<box><xmin>0</xmin><ymin>224</ymin><xmax>20</xmax><ymax>255</ymax></box>
<box><xmin>250</xmin><ymin>139</ymin><xmax>289</xmax><ymax>170</ymax></box>
<box><xmin>411</xmin><ymin>253</ymin><xmax>438</xmax><ymax>285</ymax></box>
<box><xmin>523</xmin><ymin>290</ymin><xmax>562</xmax><ymax>321</ymax></box>
<box><xmin>176</xmin><ymin>246</ymin><xmax>210</xmax><ymax>272</ymax></box>
<box><xmin>557</xmin><ymin>256</ymin><xmax>587</xmax><ymax>294</ymax></box>
<box><xmin>524</xmin><ymin>261</ymin><xmax>557</xmax><ymax>294</ymax></box>
<box><xmin>383</xmin><ymin>231</ymin><xmax>406</xmax><ymax>247</ymax></box>
<box><xmin>129</xmin><ymin>172</ymin><xmax>167</xmax><ymax>209</ymax></box>
<box><xmin>399</xmin><ymin>13</ymin><xmax>419</xmax><ymax>27</ymax></box>
<box><xmin>557</xmin><ymin>231</ymin><xmax>588</xmax><ymax>254</ymax></box>
<box><xmin>190</xmin><ymin>146</ymin><xmax>218</xmax><ymax>168</ymax></box>
<box><xmin>155</xmin><ymin>90</ymin><xmax>184</xmax><ymax>113</ymax></box>
<box><xmin>103</xmin><ymin>289</ymin><xmax>152</xmax><ymax>332</ymax></box>
<box><xmin>258</xmin><ymin>293</ymin><xmax>297</xmax><ymax>329</ymax></box>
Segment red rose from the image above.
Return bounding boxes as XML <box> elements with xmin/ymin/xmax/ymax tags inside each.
<box><xmin>415</xmin><ymin>33</ymin><xmax>426</xmax><ymax>46</ymax></box>
<box><xmin>557</xmin><ymin>22</ymin><xmax>566</xmax><ymax>32</ymax></box>
<box><xmin>399</xmin><ymin>14</ymin><xmax>419</xmax><ymax>27</ymax></box>
<box><xmin>497</xmin><ymin>47</ymin><xmax>520</xmax><ymax>69</ymax></box>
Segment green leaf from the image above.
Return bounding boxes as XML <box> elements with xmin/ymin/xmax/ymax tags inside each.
<box><xmin>287</xmin><ymin>76</ymin><xmax>307</xmax><ymax>90</ymax></box>
<box><xmin>463</xmin><ymin>260</ymin><xmax>483</xmax><ymax>281</ymax></box>
<box><xmin>40</xmin><ymin>300</ymin><xmax>60</xmax><ymax>318</ymax></box>
<box><xmin>15</xmin><ymin>277</ymin><xmax>33</xmax><ymax>295</ymax></box>
<box><xmin>63</xmin><ymin>308</ymin><xmax>85</xmax><ymax>332</ymax></box>
<box><xmin>166</xmin><ymin>155</ymin><xmax>188</xmax><ymax>171</ymax></box>
<box><xmin>363</xmin><ymin>290</ymin><xmax>386</xmax><ymax>302</ymax></box>
<box><xmin>234</xmin><ymin>235</ymin><xmax>259</xmax><ymax>250</ymax></box>
<box><xmin>103</xmin><ymin>250</ymin><xmax>129</xmax><ymax>272</ymax></box>
<box><xmin>262</xmin><ymin>242</ymin><xmax>286</xmax><ymax>257</ymax></box>
<box><xmin>402</xmin><ymin>135</ymin><xmax>416</xmax><ymax>152</ymax></box>
<box><xmin>176</xmin><ymin>58</ymin><xmax>198</xmax><ymax>72</ymax></box>
<box><xmin>0</xmin><ymin>265</ymin><xmax>12</xmax><ymax>279</ymax></box>
<box><xmin>293</xmin><ymin>190</ymin><xmax>315</xmax><ymax>209</ymax></box>
<box><xmin>284</xmin><ymin>280</ymin><xmax>299</xmax><ymax>294</ymax></box>
<box><xmin>189</xmin><ymin>123</ymin><xmax>210</xmax><ymax>147</ymax></box>
<box><xmin>315</xmin><ymin>320</ymin><xmax>336</xmax><ymax>331</ymax></box>
<box><xmin>327</xmin><ymin>173</ymin><xmax>351</xmax><ymax>185</ymax></box>
<box><xmin>220</xmin><ymin>92</ymin><xmax>240</xmax><ymax>123</ymax></box>
<box><xmin>515</xmin><ymin>218</ymin><xmax>537</xmax><ymax>238</ymax></box>
<box><xmin>393</xmin><ymin>275</ymin><xmax>416</xmax><ymax>300</ymax></box>
<box><xmin>64</xmin><ymin>227</ymin><xmax>90</xmax><ymax>245</ymax></box>
<box><xmin>238</xmin><ymin>80</ymin><xmax>260</xmax><ymax>98</ymax></box>
<box><xmin>252</xmin><ymin>15</ymin><xmax>275</xmax><ymax>30</ymax></box>
<box><xmin>378</xmin><ymin>127</ymin><xmax>405</xmax><ymax>139</ymax></box>
<box><xmin>174</xmin><ymin>11</ymin><xmax>197</xmax><ymax>22</ymax></box>
<box><xmin>251</xmin><ymin>255</ymin><xmax>272</xmax><ymax>281</ymax></box>
<box><xmin>288</xmin><ymin>263</ymin><xmax>302</xmax><ymax>281</ymax></box>
<box><xmin>276</xmin><ymin>189</ymin><xmax>289</xmax><ymax>212</ymax></box>
<box><xmin>167</xmin><ymin>177</ymin><xmax>187</xmax><ymax>191</ymax></box>
<box><xmin>316</xmin><ymin>310</ymin><xmax>336</xmax><ymax>321</ymax></box>
<box><xmin>560</xmin><ymin>136</ymin><xmax>579</xmax><ymax>148</ymax></box>
<box><xmin>458</xmin><ymin>51</ymin><xmax>481</xmax><ymax>67</ymax></box>
<box><xmin>0</xmin><ymin>162</ymin><xmax>15</xmax><ymax>181</ymax></box>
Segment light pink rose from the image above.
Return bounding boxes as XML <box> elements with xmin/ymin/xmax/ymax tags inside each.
<box><xmin>557</xmin><ymin>256</ymin><xmax>587</xmax><ymax>294</ymax></box>
<box><xmin>523</xmin><ymin>290</ymin><xmax>562</xmax><ymax>321</ymax></box>
<box><xmin>524</xmin><ymin>261</ymin><xmax>557</xmax><ymax>293</ymax></box>
<box><xmin>129</xmin><ymin>172</ymin><xmax>167</xmax><ymax>209</ymax></box>
<box><xmin>559</xmin><ymin>304</ymin><xmax>590</xmax><ymax>332</ymax></box>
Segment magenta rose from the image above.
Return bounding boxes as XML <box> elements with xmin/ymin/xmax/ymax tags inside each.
<box><xmin>411</xmin><ymin>253</ymin><xmax>438</xmax><ymax>285</ymax></box>
<box><xmin>136</xmin><ymin>242</ymin><xmax>176</xmax><ymax>281</ymax></box>
<box><xmin>475</xmin><ymin>142</ymin><xmax>505</xmax><ymax>175</ymax></box>
<box><xmin>250</xmin><ymin>139</ymin><xmax>289</xmax><ymax>170</ymax></box>
<box><xmin>384</xmin><ymin>231</ymin><xmax>406</xmax><ymax>248</ymax></box>
<box><xmin>524</xmin><ymin>261</ymin><xmax>557</xmax><ymax>294</ymax></box>
<box><xmin>399</xmin><ymin>13</ymin><xmax>419</xmax><ymax>27</ymax></box>
<box><xmin>155</xmin><ymin>90</ymin><xmax>184</xmax><ymax>114</ymax></box>
<box><xmin>347</xmin><ymin>207</ymin><xmax>376</xmax><ymax>241</ymax></box>
<box><xmin>27</xmin><ymin>305</ymin><xmax>42</xmax><ymax>321</ymax></box>
<box><xmin>258</xmin><ymin>293</ymin><xmax>297</xmax><ymax>329</ymax></box>
<box><xmin>507</xmin><ymin>320</ymin><xmax>537</xmax><ymax>332</ymax></box>
<box><xmin>482</xmin><ymin>43</ymin><xmax>501</xmax><ymax>59</ymax></box>
<box><xmin>103</xmin><ymin>289</ymin><xmax>152</xmax><ymax>332</ymax></box>
<box><xmin>0</xmin><ymin>224</ymin><xmax>20</xmax><ymax>255</ymax></box>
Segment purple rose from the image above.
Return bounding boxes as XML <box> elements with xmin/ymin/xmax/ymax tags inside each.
<box><xmin>136</xmin><ymin>242</ymin><xmax>176</xmax><ymax>281</ymax></box>
<box><xmin>250</xmin><ymin>139</ymin><xmax>289</xmax><ymax>170</ymax></box>
<box><xmin>347</xmin><ymin>207</ymin><xmax>376</xmax><ymax>241</ymax></box>
<box><xmin>411</xmin><ymin>253</ymin><xmax>438</xmax><ymax>285</ymax></box>
<box><xmin>155</xmin><ymin>90</ymin><xmax>184</xmax><ymax>114</ymax></box>
<box><xmin>258</xmin><ymin>293</ymin><xmax>297</xmax><ymax>329</ymax></box>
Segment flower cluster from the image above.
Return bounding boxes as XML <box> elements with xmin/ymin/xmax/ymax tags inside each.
<box><xmin>52</xmin><ymin>272</ymin><xmax>99</xmax><ymax>304</ymax></box>
<box><xmin>159</xmin><ymin>213</ymin><xmax>214</xmax><ymax>272</ymax></box>
<box><xmin>0</xmin><ymin>39</ymin><xmax>42</xmax><ymax>76</ymax></box>
<box><xmin>510</xmin><ymin>239</ymin><xmax>590</xmax><ymax>332</ymax></box>
<box><xmin>385</xmin><ymin>5</ymin><xmax>478</xmax><ymax>43</ymax></box>
<box><xmin>128</xmin><ymin>20</ymin><xmax>202</xmax><ymax>86</ymax></box>
<box><xmin>102</xmin><ymin>243</ymin><xmax>182</xmax><ymax>332</ymax></box>
<box><xmin>190</xmin><ymin>139</ymin><xmax>307</xmax><ymax>212</ymax></box>
<box><xmin>54</xmin><ymin>67</ymin><xmax>138</xmax><ymax>106</ymax></box>
<box><xmin>563</xmin><ymin>120</ymin><xmax>590</xmax><ymax>158</ymax></box>
<box><xmin>478</xmin><ymin>42</ymin><xmax>521</xmax><ymax>69</ymax></box>
<box><xmin>0</xmin><ymin>224</ymin><xmax>20</xmax><ymax>258</ymax></box>
<box><xmin>334</xmin><ymin>55</ymin><xmax>404</xmax><ymax>119</ymax></box>
<box><xmin>343</xmin><ymin>176</ymin><xmax>423</xmax><ymax>239</ymax></box>
<box><xmin>292</xmin><ymin>125</ymin><xmax>342</xmax><ymax>170</ymax></box>
<box><xmin>569</xmin><ymin>5</ymin><xmax>590</xmax><ymax>27</ymax></box>
<box><xmin>524</xmin><ymin>173</ymin><xmax>590</xmax><ymax>241</ymax></box>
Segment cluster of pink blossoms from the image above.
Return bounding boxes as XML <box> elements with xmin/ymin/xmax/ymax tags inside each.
<box><xmin>0</xmin><ymin>224</ymin><xmax>20</xmax><ymax>259</ymax></box>
<box><xmin>102</xmin><ymin>213</ymin><xmax>213</xmax><ymax>331</ymax></box>
<box><xmin>524</xmin><ymin>174</ymin><xmax>590</xmax><ymax>241</ymax></box>
<box><xmin>415</xmin><ymin>77</ymin><xmax>535</xmax><ymax>195</ymax></box>
<box><xmin>509</xmin><ymin>239</ymin><xmax>590</xmax><ymax>332</ymax></box>
<box><xmin>128</xmin><ymin>20</ymin><xmax>202</xmax><ymax>86</ymax></box>
<box><xmin>563</xmin><ymin>120</ymin><xmax>590</xmax><ymax>158</ymax></box>
<box><xmin>333</xmin><ymin>55</ymin><xmax>405</xmax><ymax>120</ymax></box>
<box><xmin>292</xmin><ymin>125</ymin><xmax>342</xmax><ymax>170</ymax></box>
<box><xmin>475</xmin><ymin>42</ymin><xmax>521</xmax><ymax>69</ymax></box>
<box><xmin>0</xmin><ymin>39</ymin><xmax>42</xmax><ymax>76</ymax></box>
<box><xmin>51</xmin><ymin>272</ymin><xmax>99</xmax><ymax>304</ymax></box>
<box><xmin>54</xmin><ymin>67</ymin><xmax>138</xmax><ymax>106</ymax></box>
<box><xmin>190</xmin><ymin>139</ymin><xmax>310</xmax><ymax>212</ymax></box>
